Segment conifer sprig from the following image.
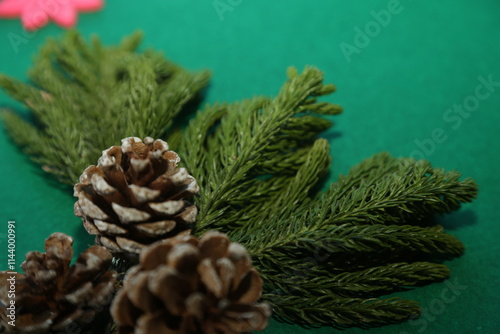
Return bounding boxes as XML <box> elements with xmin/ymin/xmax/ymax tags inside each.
<box><xmin>178</xmin><ymin>67</ymin><xmax>342</xmax><ymax>232</ymax></box>
<box><xmin>0</xmin><ymin>31</ymin><xmax>210</xmax><ymax>184</ymax></box>
<box><xmin>250</xmin><ymin>224</ymin><xmax>464</xmax><ymax>270</ymax></box>
<box><xmin>318</xmin><ymin>153</ymin><xmax>478</xmax><ymax>226</ymax></box>
<box><xmin>178</xmin><ymin>69</ymin><xmax>477</xmax><ymax>326</ymax></box>
<box><xmin>266</xmin><ymin>262</ymin><xmax>450</xmax><ymax>298</ymax></box>
<box><xmin>267</xmin><ymin>295</ymin><xmax>421</xmax><ymax>328</ymax></box>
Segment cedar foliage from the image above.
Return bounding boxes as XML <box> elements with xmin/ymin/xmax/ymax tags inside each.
<box><xmin>0</xmin><ymin>32</ymin><xmax>478</xmax><ymax>328</ymax></box>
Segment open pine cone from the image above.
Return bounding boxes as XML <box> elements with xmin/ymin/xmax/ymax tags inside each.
<box><xmin>111</xmin><ymin>231</ymin><xmax>271</xmax><ymax>334</ymax></box>
<box><xmin>74</xmin><ymin>137</ymin><xmax>199</xmax><ymax>261</ymax></box>
<box><xmin>0</xmin><ymin>233</ymin><xmax>116</xmax><ymax>333</ymax></box>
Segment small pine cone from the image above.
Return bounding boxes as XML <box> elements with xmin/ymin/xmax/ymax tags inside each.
<box><xmin>111</xmin><ymin>231</ymin><xmax>271</xmax><ymax>334</ymax></box>
<box><xmin>0</xmin><ymin>233</ymin><xmax>116</xmax><ymax>333</ymax></box>
<box><xmin>74</xmin><ymin>137</ymin><xmax>200</xmax><ymax>261</ymax></box>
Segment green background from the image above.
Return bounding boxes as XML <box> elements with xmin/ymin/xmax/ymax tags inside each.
<box><xmin>1</xmin><ymin>0</ymin><xmax>499</xmax><ymax>333</ymax></box>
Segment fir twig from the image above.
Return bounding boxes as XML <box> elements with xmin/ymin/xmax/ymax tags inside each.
<box><xmin>249</xmin><ymin>224</ymin><xmax>464</xmax><ymax>275</ymax></box>
<box><xmin>264</xmin><ymin>262</ymin><xmax>450</xmax><ymax>298</ymax></box>
<box><xmin>266</xmin><ymin>295</ymin><xmax>420</xmax><ymax>328</ymax></box>
<box><xmin>179</xmin><ymin>66</ymin><xmax>341</xmax><ymax>233</ymax></box>
<box><xmin>178</xmin><ymin>68</ymin><xmax>476</xmax><ymax>327</ymax></box>
<box><xmin>317</xmin><ymin>153</ymin><xmax>478</xmax><ymax>226</ymax></box>
<box><xmin>0</xmin><ymin>31</ymin><xmax>210</xmax><ymax>184</ymax></box>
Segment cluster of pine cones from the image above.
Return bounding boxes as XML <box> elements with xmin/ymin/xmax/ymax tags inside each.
<box><xmin>0</xmin><ymin>137</ymin><xmax>270</xmax><ymax>334</ymax></box>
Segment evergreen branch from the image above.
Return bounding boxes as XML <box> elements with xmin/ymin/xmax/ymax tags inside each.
<box><xmin>249</xmin><ymin>224</ymin><xmax>464</xmax><ymax>275</ymax></box>
<box><xmin>212</xmin><ymin>138</ymin><xmax>331</xmax><ymax>229</ymax></box>
<box><xmin>229</xmin><ymin>153</ymin><xmax>476</xmax><ymax>259</ymax></box>
<box><xmin>0</xmin><ymin>31</ymin><xmax>210</xmax><ymax>185</ymax></box>
<box><xmin>175</xmin><ymin>67</ymin><xmax>475</xmax><ymax>327</ymax></box>
<box><xmin>328</xmin><ymin>151</ymin><xmax>401</xmax><ymax>194</ymax></box>
<box><xmin>179</xmin><ymin>67</ymin><xmax>342</xmax><ymax>233</ymax></box>
<box><xmin>262</xmin><ymin>262</ymin><xmax>450</xmax><ymax>298</ymax></box>
<box><xmin>177</xmin><ymin>103</ymin><xmax>228</xmax><ymax>186</ymax></box>
<box><xmin>325</xmin><ymin>262</ymin><xmax>450</xmax><ymax>296</ymax></box>
<box><xmin>316</xmin><ymin>153</ymin><xmax>478</xmax><ymax>227</ymax></box>
<box><xmin>2</xmin><ymin>110</ymin><xmax>44</xmax><ymax>155</ymax></box>
<box><xmin>265</xmin><ymin>294</ymin><xmax>420</xmax><ymax>328</ymax></box>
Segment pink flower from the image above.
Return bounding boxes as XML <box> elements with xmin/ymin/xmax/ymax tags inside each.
<box><xmin>0</xmin><ymin>0</ymin><xmax>103</xmax><ymax>31</ymax></box>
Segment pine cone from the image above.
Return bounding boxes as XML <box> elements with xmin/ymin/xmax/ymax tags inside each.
<box><xmin>74</xmin><ymin>137</ymin><xmax>199</xmax><ymax>261</ymax></box>
<box><xmin>111</xmin><ymin>231</ymin><xmax>271</xmax><ymax>334</ymax></box>
<box><xmin>0</xmin><ymin>233</ymin><xmax>116</xmax><ymax>333</ymax></box>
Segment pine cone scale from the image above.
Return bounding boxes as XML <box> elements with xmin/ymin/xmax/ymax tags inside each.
<box><xmin>198</xmin><ymin>258</ymin><xmax>224</xmax><ymax>298</ymax></box>
<box><xmin>116</xmin><ymin>236</ymin><xmax>148</xmax><ymax>254</ymax></box>
<box><xmin>136</xmin><ymin>313</ymin><xmax>175</xmax><ymax>334</ymax></box>
<box><xmin>98</xmin><ymin>236</ymin><xmax>123</xmax><ymax>253</ymax></box>
<box><xmin>128</xmin><ymin>184</ymin><xmax>160</xmax><ymax>203</ymax></box>
<box><xmin>111</xmin><ymin>202</ymin><xmax>151</xmax><ymax>224</ymax></box>
<box><xmin>90</xmin><ymin>172</ymin><xmax>119</xmax><ymax>197</ymax></box>
<box><xmin>176</xmin><ymin>205</ymin><xmax>198</xmax><ymax>223</ymax></box>
<box><xmin>45</xmin><ymin>232</ymin><xmax>74</xmax><ymax>261</ymax></box>
<box><xmin>148</xmin><ymin>266</ymin><xmax>192</xmax><ymax>315</ymax></box>
<box><xmin>94</xmin><ymin>219</ymin><xmax>128</xmax><ymax>235</ymax></box>
<box><xmin>149</xmin><ymin>200</ymin><xmax>185</xmax><ymax>215</ymax></box>
<box><xmin>111</xmin><ymin>289</ymin><xmax>142</xmax><ymax>327</ymax></box>
<box><xmin>126</xmin><ymin>272</ymin><xmax>159</xmax><ymax>313</ymax></box>
<box><xmin>231</xmin><ymin>269</ymin><xmax>263</xmax><ymax>304</ymax></box>
<box><xmin>90</xmin><ymin>271</ymin><xmax>118</xmax><ymax>306</ymax></box>
<box><xmin>135</xmin><ymin>220</ymin><xmax>177</xmax><ymax>236</ymax></box>
<box><xmin>218</xmin><ymin>303</ymin><xmax>271</xmax><ymax>332</ymax></box>
<box><xmin>64</xmin><ymin>281</ymin><xmax>94</xmax><ymax>304</ymax></box>
<box><xmin>77</xmin><ymin>194</ymin><xmax>110</xmax><ymax>220</ymax></box>
<box><xmin>15</xmin><ymin>313</ymin><xmax>54</xmax><ymax>333</ymax></box>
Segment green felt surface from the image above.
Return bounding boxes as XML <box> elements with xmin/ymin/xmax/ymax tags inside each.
<box><xmin>1</xmin><ymin>0</ymin><xmax>499</xmax><ymax>333</ymax></box>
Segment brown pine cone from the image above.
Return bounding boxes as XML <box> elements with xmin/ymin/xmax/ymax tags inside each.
<box><xmin>0</xmin><ymin>233</ymin><xmax>116</xmax><ymax>333</ymax></box>
<box><xmin>111</xmin><ymin>231</ymin><xmax>271</xmax><ymax>334</ymax></box>
<box><xmin>74</xmin><ymin>137</ymin><xmax>199</xmax><ymax>261</ymax></box>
